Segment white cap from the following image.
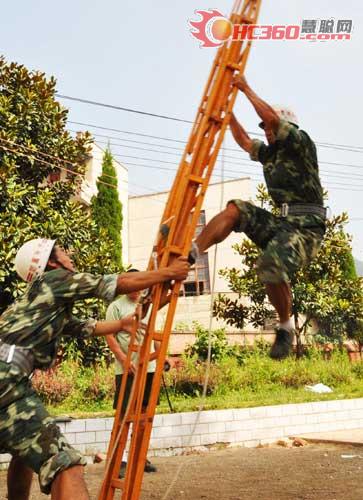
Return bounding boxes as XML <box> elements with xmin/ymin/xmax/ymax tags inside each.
<box><xmin>15</xmin><ymin>238</ymin><xmax>56</xmax><ymax>282</ymax></box>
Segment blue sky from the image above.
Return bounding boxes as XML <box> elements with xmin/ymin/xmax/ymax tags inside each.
<box><xmin>2</xmin><ymin>0</ymin><xmax>362</xmax><ymax>257</ymax></box>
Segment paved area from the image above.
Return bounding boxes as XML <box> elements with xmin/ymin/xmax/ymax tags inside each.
<box><xmin>298</xmin><ymin>428</ymin><xmax>363</xmax><ymax>447</ymax></box>
<box><xmin>2</xmin><ymin>442</ymin><xmax>363</xmax><ymax>499</ymax></box>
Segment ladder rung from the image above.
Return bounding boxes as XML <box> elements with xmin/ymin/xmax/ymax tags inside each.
<box><xmin>111</xmin><ymin>478</ymin><xmax>124</xmax><ymax>489</ymax></box>
<box><xmin>169</xmin><ymin>245</ymin><xmax>184</xmax><ymax>255</ymax></box>
<box><xmin>226</xmin><ymin>62</ymin><xmax>241</xmax><ymax>71</ymax></box>
<box><xmin>126</xmin><ymin>412</ymin><xmax>153</xmax><ymax>422</ymax></box>
<box><xmin>209</xmin><ymin>114</ymin><xmax>222</xmax><ymax>124</ymax></box>
<box><xmin>188</xmin><ymin>174</ymin><xmax>205</xmax><ymax>185</ymax></box>
<box><xmin>160</xmin><ymin>245</ymin><xmax>183</xmax><ymax>256</ymax></box>
<box><xmin>181</xmin><ymin>160</ymin><xmax>190</xmax><ymax>170</ymax></box>
<box><xmin>153</xmin><ymin>332</ymin><xmax>163</xmax><ymax>342</ymax></box>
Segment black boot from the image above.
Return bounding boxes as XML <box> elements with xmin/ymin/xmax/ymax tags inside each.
<box><xmin>270</xmin><ymin>328</ymin><xmax>294</xmax><ymax>360</ymax></box>
<box><xmin>119</xmin><ymin>459</ymin><xmax>157</xmax><ymax>478</ymax></box>
<box><xmin>145</xmin><ymin>459</ymin><xmax>157</xmax><ymax>473</ymax></box>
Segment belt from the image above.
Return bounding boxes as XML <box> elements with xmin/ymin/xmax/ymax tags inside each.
<box><xmin>0</xmin><ymin>340</ymin><xmax>34</xmax><ymax>376</ymax></box>
<box><xmin>280</xmin><ymin>203</ymin><xmax>327</xmax><ymax>219</ymax></box>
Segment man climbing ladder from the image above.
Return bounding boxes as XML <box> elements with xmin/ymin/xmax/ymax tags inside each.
<box><xmin>189</xmin><ymin>74</ymin><xmax>326</xmax><ymax>359</ymax></box>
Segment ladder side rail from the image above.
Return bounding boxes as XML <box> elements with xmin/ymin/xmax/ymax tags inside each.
<box><xmin>99</xmin><ymin>313</ymin><xmax>140</xmax><ymax>499</ymax></box>
<box><xmin>121</xmin><ymin>28</ymin><xmax>259</xmax><ymax>492</ymax></box>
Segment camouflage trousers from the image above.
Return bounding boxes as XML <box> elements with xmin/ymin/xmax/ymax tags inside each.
<box><xmin>0</xmin><ymin>361</ymin><xmax>86</xmax><ymax>494</ymax></box>
<box><xmin>229</xmin><ymin>200</ymin><xmax>326</xmax><ymax>284</ymax></box>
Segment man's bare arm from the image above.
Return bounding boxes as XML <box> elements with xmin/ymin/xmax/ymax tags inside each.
<box><xmin>92</xmin><ymin>315</ymin><xmax>135</xmax><ymax>337</ymax></box>
<box><xmin>229</xmin><ymin>113</ymin><xmax>253</xmax><ymax>153</ymax></box>
<box><xmin>116</xmin><ymin>257</ymin><xmax>189</xmax><ymax>295</ymax></box>
<box><xmin>234</xmin><ymin>75</ymin><xmax>280</xmax><ymax>132</ymax></box>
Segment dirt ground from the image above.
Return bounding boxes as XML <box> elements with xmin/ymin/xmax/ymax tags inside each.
<box><xmin>1</xmin><ymin>443</ymin><xmax>363</xmax><ymax>500</ymax></box>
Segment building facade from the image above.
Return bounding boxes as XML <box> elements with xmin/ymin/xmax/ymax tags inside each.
<box><xmin>128</xmin><ymin>177</ymin><xmax>267</xmax><ymax>338</ymax></box>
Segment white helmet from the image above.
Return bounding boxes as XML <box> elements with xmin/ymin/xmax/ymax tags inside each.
<box><xmin>259</xmin><ymin>105</ymin><xmax>299</xmax><ymax>129</ymax></box>
<box><xmin>272</xmin><ymin>105</ymin><xmax>298</xmax><ymax>127</ymax></box>
<box><xmin>15</xmin><ymin>238</ymin><xmax>56</xmax><ymax>282</ymax></box>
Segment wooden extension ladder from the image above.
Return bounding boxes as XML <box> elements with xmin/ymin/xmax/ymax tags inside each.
<box><xmin>99</xmin><ymin>1</ymin><xmax>262</xmax><ymax>498</ymax></box>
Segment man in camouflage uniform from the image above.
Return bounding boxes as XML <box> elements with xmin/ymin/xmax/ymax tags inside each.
<box><xmin>189</xmin><ymin>75</ymin><xmax>326</xmax><ymax>359</ymax></box>
<box><xmin>0</xmin><ymin>239</ymin><xmax>189</xmax><ymax>499</ymax></box>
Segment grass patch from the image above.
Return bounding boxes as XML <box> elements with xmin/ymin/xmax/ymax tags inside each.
<box><xmin>42</xmin><ymin>349</ymin><xmax>363</xmax><ymax>419</ymax></box>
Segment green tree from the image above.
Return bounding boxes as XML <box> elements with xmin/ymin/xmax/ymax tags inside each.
<box><xmin>213</xmin><ymin>185</ymin><xmax>363</xmax><ymax>355</ymax></box>
<box><xmin>0</xmin><ymin>57</ymin><xmax>118</xmax><ymax>364</ymax></box>
<box><xmin>91</xmin><ymin>148</ymin><xmax>123</xmax><ymax>267</ymax></box>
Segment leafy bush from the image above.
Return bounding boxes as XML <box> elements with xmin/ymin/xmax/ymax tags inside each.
<box><xmin>166</xmin><ymin>348</ymin><xmax>359</xmax><ymax>397</ymax></box>
<box><xmin>185</xmin><ymin>322</ymin><xmax>229</xmax><ymax>361</ymax></box>
<box><xmin>165</xmin><ymin>355</ymin><xmax>224</xmax><ymax>396</ymax></box>
<box><xmin>32</xmin><ymin>368</ymin><xmax>73</xmax><ymax>405</ymax></box>
<box><xmin>33</xmin><ymin>360</ymin><xmax>115</xmax><ymax>408</ymax></box>
<box><xmin>35</xmin><ymin>348</ymin><xmax>363</xmax><ymax>416</ymax></box>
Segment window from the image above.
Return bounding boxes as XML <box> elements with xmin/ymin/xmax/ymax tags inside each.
<box><xmin>180</xmin><ymin>211</ymin><xmax>211</xmax><ymax>297</ymax></box>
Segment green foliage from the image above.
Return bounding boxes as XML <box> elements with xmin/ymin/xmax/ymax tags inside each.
<box><xmin>0</xmin><ymin>57</ymin><xmax>120</xmax><ymax>364</ymax></box>
<box><xmin>33</xmin><ymin>360</ymin><xmax>115</xmax><ymax>409</ymax></box>
<box><xmin>213</xmin><ymin>184</ymin><xmax>363</xmax><ymax>346</ymax></box>
<box><xmin>91</xmin><ymin>149</ymin><xmax>123</xmax><ymax>266</ymax></box>
<box><xmin>185</xmin><ymin>322</ymin><xmax>229</xmax><ymax>361</ymax></box>
<box><xmin>42</xmin><ymin>350</ymin><xmax>363</xmax><ymax>417</ymax></box>
<box><xmin>166</xmin><ymin>349</ymin><xmax>358</xmax><ymax>398</ymax></box>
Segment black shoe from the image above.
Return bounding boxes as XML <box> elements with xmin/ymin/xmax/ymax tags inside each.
<box><xmin>145</xmin><ymin>459</ymin><xmax>157</xmax><ymax>473</ymax></box>
<box><xmin>270</xmin><ymin>328</ymin><xmax>294</xmax><ymax>360</ymax></box>
<box><xmin>118</xmin><ymin>461</ymin><xmax>127</xmax><ymax>479</ymax></box>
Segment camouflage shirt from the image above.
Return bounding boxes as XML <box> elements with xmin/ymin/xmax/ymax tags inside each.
<box><xmin>0</xmin><ymin>268</ymin><xmax>117</xmax><ymax>369</ymax></box>
<box><xmin>250</xmin><ymin>119</ymin><xmax>324</xmax><ymax>206</ymax></box>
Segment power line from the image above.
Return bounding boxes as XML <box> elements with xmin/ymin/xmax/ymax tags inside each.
<box><xmin>1</xmin><ymin>134</ymin><xmax>362</xmax><ymax>198</ymax></box>
<box><xmin>61</xmin><ymin>98</ymin><xmax>363</xmax><ymax>152</ymax></box>
<box><xmin>98</xmin><ymin>139</ymin><xmax>363</xmax><ymax>177</ymax></box>
<box><xmin>0</xmin><ymin>136</ymin><xmax>123</xmax><ymax>184</ymax></box>
<box><xmin>7</xmin><ymin>120</ymin><xmax>363</xmax><ymax>177</ymax></box>
<box><xmin>67</xmin><ymin>128</ymin><xmax>363</xmax><ymax>180</ymax></box>
<box><xmin>68</xmin><ymin>122</ymin><xmax>246</xmax><ymax>153</ymax></box>
<box><xmin>110</xmin><ymin>151</ymin><xmax>363</xmax><ymax>183</ymax></box>
<box><xmin>7</xmin><ymin>120</ymin><xmax>363</xmax><ymax>182</ymax></box>
<box><xmin>0</xmin><ymin>140</ymin><xmax>167</xmax><ymax>198</ymax></box>
<box><xmin>123</xmin><ymin>161</ymin><xmax>363</xmax><ymax>192</ymax></box>
<box><xmin>68</xmin><ymin>130</ymin><xmax>186</xmax><ymax>152</ymax></box>
<box><xmin>69</xmin><ymin>119</ymin><xmax>363</xmax><ymax>156</ymax></box>
<box><xmin>57</xmin><ymin>94</ymin><xmax>192</xmax><ymax>124</ymax></box>
<box><xmin>69</xmin><ymin>120</ymin><xmax>188</xmax><ymax>144</ymax></box>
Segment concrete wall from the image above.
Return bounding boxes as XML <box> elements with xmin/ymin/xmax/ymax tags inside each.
<box><xmin>1</xmin><ymin>398</ymin><xmax>362</xmax><ymax>468</ymax></box>
<box><xmin>128</xmin><ymin>177</ymin><xmax>256</xmax><ymax>332</ymax></box>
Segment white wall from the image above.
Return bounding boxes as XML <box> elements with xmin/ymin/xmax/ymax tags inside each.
<box><xmin>2</xmin><ymin>398</ymin><xmax>362</xmax><ymax>467</ymax></box>
<box><xmin>128</xmin><ymin>178</ymin><xmax>259</xmax><ymax>332</ymax></box>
